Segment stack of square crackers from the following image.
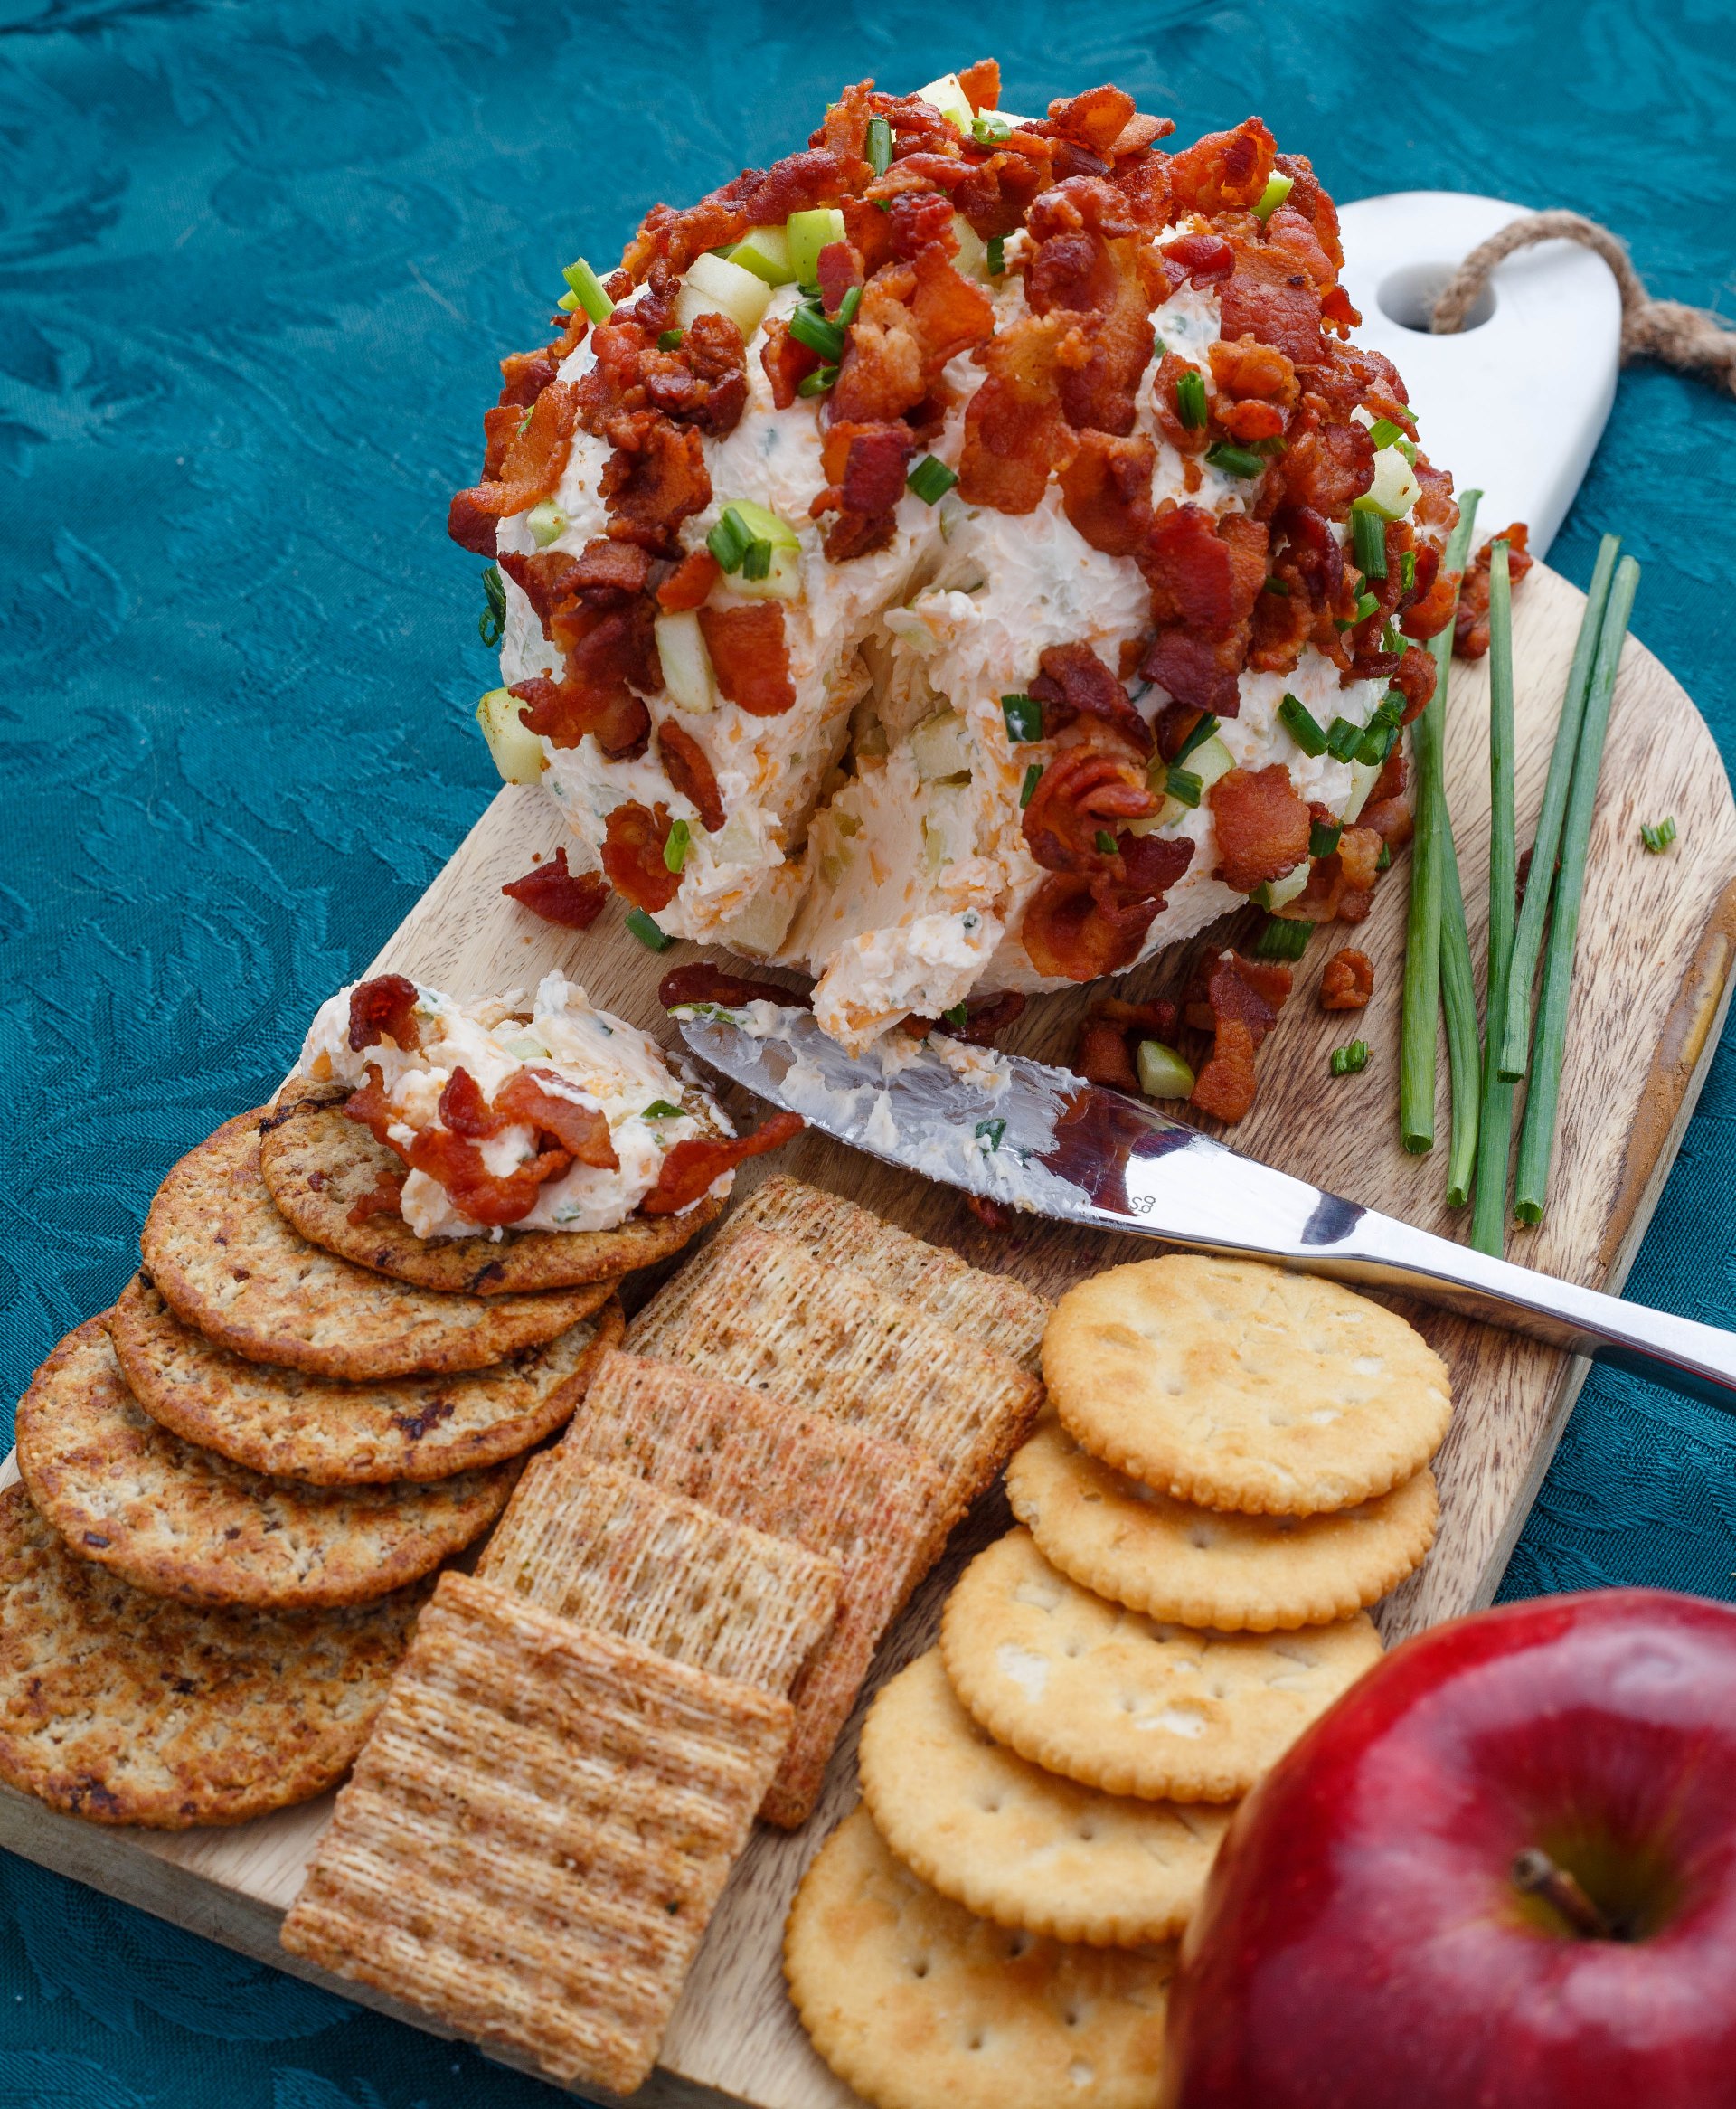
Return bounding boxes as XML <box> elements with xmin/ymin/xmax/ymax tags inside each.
<box><xmin>786</xmin><ymin>1253</ymin><xmax>1454</xmax><ymax>2109</ymax></box>
<box><xmin>278</xmin><ymin>1175</ymin><xmax>1049</xmax><ymax>2095</ymax></box>
<box><xmin>0</xmin><ymin>1083</ymin><xmax>711</xmax><ymax>1830</ymax></box>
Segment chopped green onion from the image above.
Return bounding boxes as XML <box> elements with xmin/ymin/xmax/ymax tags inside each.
<box><xmin>1174</xmin><ymin>713</ymin><xmax>1221</xmax><ymax>763</ymax></box>
<box><xmin>625</xmin><ymin>907</ymin><xmax>672</xmax><ymax>951</ymax></box>
<box><xmin>1278</xmin><ymin>694</ymin><xmax>1327</xmax><ymax>757</ymax></box>
<box><xmin>561</xmin><ymin>256</ymin><xmax>614</xmax><ymax>324</ymax></box>
<box><xmin>1470</xmin><ymin>539</ymin><xmax>1520</xmax><ymax>1253</ymax></box>
<box><xmin>1354</xmin><ymin>591</ymin><xmax>1380</xmax><ymax>624</ymax></box>
<box><xmin>975</xmin><ymin>1116</ymin><xmax>1006</xmax><ymax>1149</ymax></box>
<box><xmin>908</xmin><ymin>455</ymin><xmax>959</xmax><ymax>505</ymax></box>
<box><xmin>866</xmin><ymin>114</ymin><xmax>893</xmax><ymax>175</ymax></box>
<box><xmin>1358</xmin><ymin>719</ymin><xmax>1400</xmax><ymax>768</ymax></box>
<box><xmin>797</xmin><ymin>364</ymin><xmax>838</xmax><ymax>396</ymax></box>
<box><xmin>788</xmin><ymin>303</ymin><xmax>846</xmax><ymax>362</ymax></box>
<box><xmin>1251</xmin><ymin>171</ymin><xmax>1294</xmax><ymax>222</ymax></box>
<box><xmin>1351</xmin><ymin>504</ymin><xmax>1388</xmax><ymax>580</ymax></box>
<box><xmin>1263</xmin><ymin>576</ymin><xmax>1291</xmax><ymax>597</ymax></box>
<box><xmin>706</xmin><ymin>506</ymin><xmax>754</xmax><ymax>572</ymax></box>
<box><xmin>944</xmin><ymin>1002</ymin><xmax>969</xmax><ymax>1027</ymax></box>
<box><xmin>658</xmin><ymin>328</ymin><xmax>684</xmax><ymax>351</ymax></box>
<box><xmin>837</xmin><ymin>284</ymin><xmax>862</xmax><ymax>326</ymax></box>
<box><xmin>1641</xmin><ymin>816</ymin><xmax>1677</xmax><ymax>853</ymax></box>
<box><xmin>1137</xmin><ymin>1041</ymin><xmax>1196</xmax><ymax>1098</ymax></box>
<box><xmin>740</xmin><ymin>538</ymin><xmax>774</xmax><ymax>582</ymax></box>
<box><xmin>642</xmin><ymin>1100</ymin><xmax>685</xmax><ymax>1119</ymax></box>
<box><xmin>1164</xmin><ymin>765</ymin><xmax>1203</xmax><ymax>809</ymax></box>
<box><xmin>1309</xmin><ymin>819</ymin><xmax>1342</xmax><ymax>858</ymax></box>
<box><xmin>1382</xmin><ymin>619</ymin><xmax>1404</xmax><ymax>655</ymax></box>
<box><xmin>1514</xmin><ymin>554</ymin><xmax>1641</xmax><ymax>1225</ymax></box>
<box><xmin>986</xmin><ymin>235</ymin><xmax>1005</xmax><ymax>276</ymax></box>
<box><xmin>1001</xmin><ymin>693</ymin><xmax>1043</xmax><ymax>743</ymax></box>
<box><xmin>1330</xmin><ymin>1039</ymin><xmax>1370</xmax><ymax>1076</ymax></box>
<box><xmin>1253</xmin><ymin>915</ymin><xmax>1313</xmax><ymax>961</ymax></box>
<box><xmin>1400</xmin><ymin>549</ymin><xmax>1417</xmax><ymax>592</ymax></box>
<box><xmin>663</xmin><ymin>818</ymin><xmax>691</xmax><ymax>874</ymax></box>
<box><xmin>1365</xmin><ymin>417</ymin><xmax>1405</xmax><ymax>449</ymax></box>
<box><xmin>1020</xmin><ymin>762</ymin><xmax>1043</xmax><ymax>808</ymax></box>
<box><xmin>972</xmin><ymin>112</ymin><xmax>1013</xmax><ymax>145</ymax></box>
<box><xmin>1206</xmin><ymin>440</ymin><xmax>1264</xmax><ymax>478</ymax></box>
<box><xmin>478</xmin><ymin>563</ymin><xmax>506</xmax><ymax>648</ymax></box>
<box><xmin>1326</xmin><ymin>716</ymin><xmax>1363</xmax><ymax>762</ymax></box>
<box><xmin>1175</xmin><ymin>369</ymin><xmax>1208</xmax><ymax>430</ymax></box>
<box><xmin>1376</xmin><ymin>840</ymin><xmax>1392</xmax><ymax>870</ymax></box>
<box><xmin>1094</xmin><ymin>830</ymin><xmax>1117</xmax><ymax>855</ymax></box>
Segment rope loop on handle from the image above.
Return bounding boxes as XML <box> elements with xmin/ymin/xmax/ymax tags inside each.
<box><xmin>1431</xmin><ymin>209</ymin><xmax>1736</xmax><ymax>397</ymax></box>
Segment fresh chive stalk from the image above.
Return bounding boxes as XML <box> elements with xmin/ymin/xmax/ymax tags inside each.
<box><xmin>1513</xmin><ymin>556</ymin><xmax>1641</xmax><ymax>1225</ymax></box>
<box><xmin>706</xmin><ymin>506</ymin><xmax>754</xmax><ymax>572</ymax></box>
<box><xmin>1175</xmin><ymin>369</ymin><xmax>1208</xmax><ymax>430</ymax></box>
<box><xmin>797</xmin><ymin>364</ymin><xmax>837</xmax><ymax>396</ymax></box>
<box><xmin>1495</xmin><ymin>534</ymin><xmax>1621</xmax><ymax>1081</ymax></box>
<box><xmin>1253</xmin><ymin>915</ymin><xmax>1313</xmax><ymax>961</ymax></box>
<box><xmin>1164</xmin><ymin>765</ymin><xmax>1203</xmax><ymax>809</ymax></box>
<box><xmin>478</xmin><ymin>563</ymin><xmax>506</xmax><ymax>648</ymax></box>
<box><xmin>1206</xmin><ymin>440</ymin><xmax>1263</xmax><ymax>478</ymax></box>
<box><xmin>1326</xmin><ymin>716</ymin><xmax>1363</xmax><ymax>763</ymax></box>
<box><xmin>658</xmin><ymin>328</ymin><xmax>684</xmax><ymax>351</ymax></box>
<box><xmin>1469</xmin><ymin>539</ymin><xmax>1518</xmax><ymax>1253</ymax></box>
<box><xmin>1330</xmin><ymin>1040</ymin><xmax>1370</xmax><ymax>1076</ymax></box>
<box><xmin>866</xmin><ymin>115</ymin><xmax>893</xmax><ymax>175</ymax></box>
<box><xmin>986</xmin><ymin>235</ymin><xmax>1005</xmax><ymax>275</ymax></box>
<box><xmin>1094</xmin><ymin>830</ymin><xmax>1116</xmax><ymax>855</ymax></box>
<box><xmin>1019</xmin><ymin>762</ymin><xmax>1042</xmax><ymax>808</ymax></box>
<box><xmin>642</xmin><ymin>1100</ymin><xmax>685</xmax><ymax>1118</ymax></box>
<box><xmin>625</xmin><ymin>907</ymin><xmax>672</xmax><ymax>950</ymax></box>
<box><xmin>1439</xmin><ymin>822</ymin><xmax>1481</xmax><ymax>1207</ymax></box>
<box><xmin>1641</xmin><ymin>816</ymin><xmax>1677</xmax><ymax>853</ymax></box>
<box><xmin>1001</xmin><ymin>693</ymin><xmax>1043</xmax><ymax>743</ymax></box>
<box><xmin>975</xmin><ymin>1116</ymin><xmax>1005</xmax><ymax>1149</ymax></box>
<box><xmin>1366</xmin><ymin>417</ymin><xmax>1405</xmax><ymax>449</ymax></box>
<box><xmin>788</xmin><ymin>303</ymin><xmax>845</xmax><ymax>362</ymax></box>
<box><xmin>908</xmin><ymin>455</ymin><xmax>958</xmax><ymax>505</ymax></box>
<box><xmin>1401</xmin><ymin>548</ymin><xmax>1417</xmax><ymax>592</ymax></box>
<box><xmin>1278</xmin><ymin>694</ymin><xmax>1327</xmax><ymax>757</ymax></box>
<box><xmin>561</xmin><ymin>257</ymin><xmax>614</xmax><ymax>324</ymax></box>
<box><xmin>1174</xmin><ymin>713</ymin><xmax>1220</xmax><ymax>763</ymax></box>
<box><xmin>944</xmin><ymin>1001</ymin><xmax>969</xmax><ymax>1027</ymax></box>
<box><xmin>972</xmin><ymin>112</ymin><xmax>1013</xmax><ymax>146</ymax></box>
<box><xmin>1351</xmin><ymin>505</ymin><xmax>1388</xmax><ymax>580</ymax></box>
<box><xmin>1309</xmin><ymin>819</ymin><xmax>1342</xmax><ymax>858</ymax></box>
<box><xmin>836</xmin><ymin>284</ymin><xmax>862</xmax><ymax>326</ymax></box>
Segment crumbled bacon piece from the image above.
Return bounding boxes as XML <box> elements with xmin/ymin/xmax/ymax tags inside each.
<box><xmin>598</xmin><ymin>412</ymin><xmax>712</xmax><ymax>553</ymax></box>
<box><xmin>1022</xmin><ymin>874</ymin><xmax>1150</xmax><ymax>979</ymax></box>
<box><xmin>698</xmin><ymin>603</ymin><xmax>796</xmax><ymax>716</ymax></box>
<box><xmin>1186</xmin><ymin>950</ymin><xmax>1292</xmax><ymax>1123</ymax></box>
<box><xmin>957</xmin><ymin>58</ymin><xmax>1000</xmax><ymax>110</ymax></box>
<box><xmin>1210</xmin><ymin>335</ymin><xmax>1298</xmax><ymax>407</ymax></box>
<box><xmin>494</xmin><ymin>1066</ymin><xmax>618</xmax><ymax>1169</ymax></box>
<box><xmin>1022</xmin><ymin>742</ymin><xmax>1156</xmax><ymax>874</ymax></box>
<box><xmin>346</xmin><ymin>1171</ymin><xmax>406</xmax><ymax>1227</ymax></box>
<box><xmin>513</xmin><ymin>673</ymin><xmax>650</xmax><ymax>761</ymax></box>
<box><xmin>658</xmin><ymin>964</ymin><xmax>810</xmax><ymax>1011</ymax></box>
<box><xmin>623</xmin><ymin>147</ymin><xmax>866</xmax><ymax>279</ymax></box>
<box><xmin>600</xmin><ymin>800</ymin><xmax>680</xmax><ymax>912</ymax></box>
<box><xmin>1209</xmin><ymin>763</ymin><xmax>1311</xmax><ymax>894</ymax></box>
<box><xmin>819</xmin><ymin>421</ymin><xmax>917</xmax><ymax>516</ymax></box>
<box><xmin>1076</xmin><ymin>1016</ymin><xmax>1141</xmax><ymax>1092</ymax></box>
<box><xmin>639</xmin><ymin>1110</ymin><xmax>806</xmax><ymax>1214</ymax></box>
<box><xmin>1357</xmin><ymin>748</ymin><xmax>1413</xmax><ymax>855</ymax></box>
<box><xmin>1140</xmin><ymin>505</ymin><xmax>1269</xmax><ymax>715</ymax></box>
<box><xmin>656</xmin><ymin>719</ymin><xmax>725</xmax><ymax>834</ymax></box>
<box><xmin>958</xmin><ymin>311</ymin><xmax>1088</xmax><ymax>512</ymax></box>
<box><xmin>1321</xmin><ymin>949</ymin><xmax>1373</xmax><ymax>1011</ymax></box>
<box><xmin>1390</xmin><ymin>644</ymin><xmax>1438</xmax><ymax>725</ymax></box>
<box><xmin>347</xmin><ymin>975</ymin><xmax>420</xmax><ymax>1054</ymax></box>
<box><xmin>1455</xmin><ymin>525</ymin><xmax>1533</xmax><ymax>658</ymax></box>
<box><xmin>1027</xmin><ymin>643</ymin><xmax>1153</xmax><ymax>755</ymax></box>
<box><xmin>656</xmin><ymin>548</ymin><xmax>720</xmax><ymax>610</ymax></box>
<box><xmin>1058</xmin><ymin>430</ymin><xmax>1156</xmax><ymax>555</ymax></box>
<box><xmin>1218</xmin><ymin>242</ymin><xmax>1326</xmax><ymax>368</ymax></box>
<box><xmin>448</xmin><ymin>383</ymin><xmax>580</xmax><ymax>556</ymax></box>
<box><xmin>1168</xmin><ymin>118</ymin><xmax>1278</xmax><ymax>214</ymax></box>
<box><xmin>500</xmin><ymin>847</ymin><xmax>609</xmax><ymax>930</ymax></box>
<box><xmin>760</xmin><ymin>317</ymin><xmax>820</xmax><ymax>410</ymax></box>
<box><xmin>1272</xmin><ymin>420</ymin><xmax>1373</xmax><ymax>522</ymax></box>
<box><xmin>1282</xmin><ymin>822</ymin><xmax>1384</xmax><ymax>923</ymax></box>
<box><xmin>1159</xmin><ymin>229</ymin><xmax>1236</xmax><ymax>289</ymax></box>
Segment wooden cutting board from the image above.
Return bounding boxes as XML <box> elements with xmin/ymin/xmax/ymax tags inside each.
<box><xmin>1</xmin><ymin>556</ymin><xmax>1732</xmax><ymax>2108</ymax></box>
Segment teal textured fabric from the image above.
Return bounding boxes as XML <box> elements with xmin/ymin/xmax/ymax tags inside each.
<box><xmin>2</xmin><ymin>0</ymin><xmax>1733</xmax><ymax>2100</ymax></box>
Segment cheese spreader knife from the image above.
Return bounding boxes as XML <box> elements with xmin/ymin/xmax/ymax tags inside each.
<box><xmin>677</xmin><ymin>1006</ymin><xmax>1736</xmax><ymax>1411</ymax></box>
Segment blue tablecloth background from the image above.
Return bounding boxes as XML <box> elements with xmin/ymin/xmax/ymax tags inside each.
<box><xmin>3</xmin><ymin>2</ymin><xmax>1733</xmax><ymax>2101</ymax></box>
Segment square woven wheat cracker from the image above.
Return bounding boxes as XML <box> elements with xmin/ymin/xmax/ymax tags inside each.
<box><xmin>624</xmin><ymin>1229</ymin><xmax>1043</xmax><ymax>1516</ymax></box>
<box><xmin>281</xmin><ymin>1571</ymin><xmax>790</xmax><ymax>2094</ymax></box>
<box><xmin>566</xmin><ymin>1350</ymin><xmax>955</xmax><ymax>1825</ymax></box>
<box><xmin>476</xmin><ymin>1454</ymin><xmax>841</xmax><ymax>1697</ymax></box>
<box><xmin>722</xmin><ymin>1176</ymin><xmax>1051</xmax><ymax>1370</ymax></box>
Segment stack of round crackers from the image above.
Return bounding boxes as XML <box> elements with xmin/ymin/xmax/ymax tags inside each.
<box><xmin>786</xmin><ymin>1254</ymin><xmax>1452</xmax><ymax>2109</ymax></box>
<box><xmin>0</xmin><ymin>1086</ymin><xmax>726</xmax><ymax>1832</ymax></box>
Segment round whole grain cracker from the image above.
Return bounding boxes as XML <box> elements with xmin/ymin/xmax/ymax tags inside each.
<box><xmin>858</xmin><ymin>1649</ymin><xmax>1231</xmax><ymax>1947</ymax></box>
<box><xmin>1042</xmin><ymin>1255</ymin><xmax>1451</xmax><ymax>1515</ymax></box>
<box><xmin>259</xmin><ymin>1081</ymin><xmax>719</xmax><ymax>1292</ymax></box>
<box><xmin>139</xmin><ymin>1111</ymin><xmax>617</xmax><ymax>1380</ymax></box>
<box><xmin>109</xmin><ymin>1273</ymin><xmax>620</xmax><ymax>1485</ymax></box>
<box><xmin>939</xmin><ymin>1528</ymin><xmax>1382</xmax><ymax>1802</ymax></box>
<box><xmin>0</xmin><ymin>1482</ymin><xmax>423</xmax><ymax>1829</ymax></box>
<box><xmin>1005</xmin><ymin>1414</ymin><xmax>1438</xmax><ymax>1631</ymax></box>
<box><xmin>785</xmin><ymin>1805</ymin><xmax>1174</xmax><ymax>2109</ymax></box>
<box><xmin>16</xmin><ymin>1318</ymin><xmax>520</xmax><ymax>1610</ymax></box>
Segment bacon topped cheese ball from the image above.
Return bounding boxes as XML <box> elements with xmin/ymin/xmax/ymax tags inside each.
<box><xmin>453</xmin><ymin>64</ymin><xmax>1458</xmax><ymax>1049</ymax></box>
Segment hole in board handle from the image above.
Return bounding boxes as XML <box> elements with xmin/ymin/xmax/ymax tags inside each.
<box><xmin>1377</xmin><ymin>260</ymin><xmax>1496</xmax><ymax>334</ymax></box>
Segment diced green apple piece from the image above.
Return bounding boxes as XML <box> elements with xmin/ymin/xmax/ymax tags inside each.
<box><xmin>654</xmin><ymin>610</ymin><xmax>718</xmax><ymax>714</ymax></box>
<box><xmin>1342</xmin><ymin>752</ymin><xmax>1385</xmax><ymax>820</ymax></box>
<box><xmin>1137</xmin><ymin>1040</ymin><xmax>1196</xmax><ymax>1098</ymax></box>
<box><xmin>731</xmin><ymin>224</ymin><xmax>796</xmax><ymax>287</ymax></box>
<box><xmin>729</xmin><ymin>545</ymin><xmax>803</xmax><ymax>601</ymax></box>
<box><xmin>525</xmin><ymin>499</ymin><xmax>566</xmax><ymax>548</ymax></box>
<box><xmin>949</xmin><ymin>213</ymin><xmax>989</xmax><ymax>279</ymax></box>
<box><xmin>675</xmin><ymin>252</ymin><xmax>774</xmax><ymax>339</ymax></box>
<box><xmin>785</xmin><ymin>207</ymin><xmax>847</xmax><ymax>285</ymax></box>
<box><xmin>476</xmin><ymin>688</ymin><xmax>547</xmax><ymax>786</ymax></box>
<box><xmin>1357</xmin><ymin>447</ymin><xmax>1421</xmax><ymax>522</ymax></box>
<box><xmin>722</xmin><ymin>497</ymin><xmax>800</xmax><ymax>549</ymax></box>
<box><xmin>910</xmin><ymin>708</ymin><xmax>972</xmax><ymax>783</ymax></box>
<box><xmin>917</xmin><ymin>72</ymin><xmax>975</xmax><ymax>133</ymax></box>
<box><xmin>1252</xmin><ymin>863</ymin><xmax>1311</xmax><ymax>911</ymax></box>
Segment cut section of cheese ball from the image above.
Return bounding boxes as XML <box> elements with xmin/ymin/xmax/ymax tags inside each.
<box><xmin>453</xmin><ymin>66</ymin><xmax>1458</xmax><ymax>1048</ymax></box>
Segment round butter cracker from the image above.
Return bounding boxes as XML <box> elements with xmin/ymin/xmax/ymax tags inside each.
<box><xmin>939</xmin><ymin>1528</ymin><xmax>1382</xmax><ymax>1802</ymax></box>
<box><xmin>259</xmin><ymin>1081</ymin><xmax>718</xmax><ymax>1292</ymax></box>
<box><xmin>859</xmin><ymin>1649</ymin><xmax>1231</xmax><ymax>1946</ymax></box>
<box><xmin>785</xmin><ymin>1805</ymin><xmax>1175</xmax><ymax>2109</ymax></box>
<box><xmin>1042</xmin><ymin>1254</ymin><xmax>1451</xmax><ymax>1515</ymax></box>
<box><xmin>1006</xmin><ymin>1414</ymin><xmax>1437</xmax><ymax>1631</ymax></box>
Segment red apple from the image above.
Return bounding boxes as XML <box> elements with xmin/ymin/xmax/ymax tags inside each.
<box><xmin>1160</xmin><ymin>1588</ymin><xmax>1736</xmax><ymax>2107</ymax></box>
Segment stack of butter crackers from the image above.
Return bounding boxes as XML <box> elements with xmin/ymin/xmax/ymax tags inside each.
<box><xmin>786</xmin><ymin>1253</ymin><xmax>1453</xmax><ymax>2109</ymax></box>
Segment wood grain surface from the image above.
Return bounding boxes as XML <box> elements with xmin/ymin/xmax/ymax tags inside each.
<box><xmin>2</xmin><ymin>557</ymin><xmax>1732</xmax><ymax>2108</ymax></box>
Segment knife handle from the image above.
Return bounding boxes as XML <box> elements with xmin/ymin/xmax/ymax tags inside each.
<box><xmin>1288</xmin><ymin>1210</ymin><xmax>1736</xmax><ymax>1412</ymax></box>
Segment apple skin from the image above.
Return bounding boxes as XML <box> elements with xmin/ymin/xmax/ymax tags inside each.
<box><xmin>1159</xmin><ymin>1588</ymin><xmax>1736</xmax><ymax>2108</ymax></box>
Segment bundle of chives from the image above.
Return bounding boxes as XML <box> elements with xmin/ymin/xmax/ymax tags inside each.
<box><xmin>1495</xmin><ymin>534</ymin><xmax>1622</xmax><ymax>1080</ymax></box>
<box><xmin>1399</xmin><ymin>490</ymin><xmax>1482</xmax><ymax>1163</ymax></box>
<box><xmin>1469</xmin><ymin>540</ymin><xmax>1519</xmax><ymax>1256</ymax></box>
<box><xmin>1514</xmin><ymin>555</ymin><xmax>1642</xmax><ymax>1223</ymax></box>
